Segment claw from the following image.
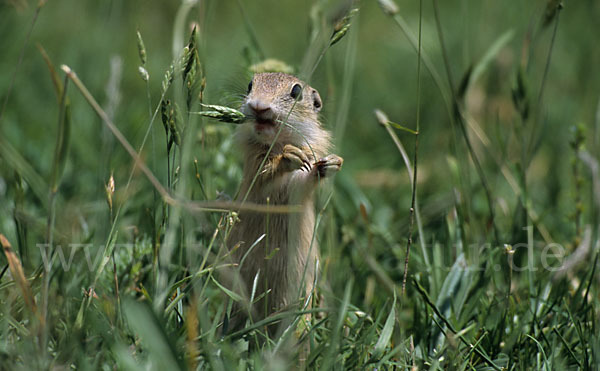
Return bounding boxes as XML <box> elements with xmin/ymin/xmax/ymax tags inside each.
<box><xmin>315</xmin><ymin>154</ymin><xmax>343</xmax><ymax>178</ymax></box>
<box><xmin>302</xmin><ymin>161</ymin><xmax>312</xmax><ymax>172</ymax></box>
<box><xmin>282</xmin><ymin>144</ymin><xmax>312</xmax><ymax>172</ymax></box>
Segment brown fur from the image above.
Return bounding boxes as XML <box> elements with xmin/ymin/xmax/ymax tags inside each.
<box><xmin>226</xmin><ymin>73</ymin><xmax>342</xmax><ymax>336</ymax></box>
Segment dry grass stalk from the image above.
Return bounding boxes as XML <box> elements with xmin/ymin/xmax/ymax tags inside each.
<box><xmin>0</xmin><ymin>234</ymin><xmax>39</xmax><ymax>319</ymax></box>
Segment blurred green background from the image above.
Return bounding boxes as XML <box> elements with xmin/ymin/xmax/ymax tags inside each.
<box><xmin>2</xmin><ymin>1</ymin><xmax>599</xmax><ymax>233</ymax></box>
<box><xmin>1</xmin><ymin>0</ymin><xmax>600</xmax><ymax>369</ymax></box>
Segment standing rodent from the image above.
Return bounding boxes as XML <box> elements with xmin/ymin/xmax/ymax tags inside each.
<box><xmin>226</xmin><ymin>72</ymin><xmax>342</xmax><ymax>335</ymax></box>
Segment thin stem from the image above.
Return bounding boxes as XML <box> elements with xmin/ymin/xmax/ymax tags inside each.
<box><xmin>377</xmin><ymin>117</ymin><xmax>428</xmax><ymax>267</ymax></box>
<box><xmin>146</xmin><ymin>75</ymin><xmax>158</xmax><ymax>222</ymax></box>
<box><xmin>333</xmin><ymin>11</ymin><xmax>358</xmax><ymax>145</ymax></box>
<box><xmin>526</xmin><ymin>8</ymin><xmax>561</xmax><ymax>163</ymax></box>
<box><xmin>62</xmin><ymin>65</ymin><xmax>172</xmax><ymax>201</ymax></box>
<box><xmin>112</xmin><ymin>254</ymin><xmax>122</xmax><ymax>324</ymax></box>
<box><xmin>402</xmin><ymin>0</ymin><xmax>423</xmax><ymax>295</ymax></box>
<box><xmin>389</xmin><ymin>11</ymin><xmax>452</xmax><ymax>122</ymax></box>
<box><xmin>236</xmin><ymin>0</ymin><xmax>265</xmax><ymax>60</ymax></box>
<box><xmin>41</xmin><ymin>72</ymin><xmax>69</xmax><ymax>354</ymax></box>
<box><xmin>432</xmin><ymin>0</ymin><xmax>500</xmax><ymax>248</ymax></box>
<box><xmin>62</xmin><ymin>66</ymin><xmax>297</xmax><ymax>215</ymax></box>
<box><xmin>0</xmin><ymin>2</ymin><xmax>45</xmax><ymax>126</ymax></box>
<box><xmin>166</xmin><ymin>137</ymin><xmax>171</xmax><ymax>192</ymax></box>
<box><xmin>41</xmin><ymin>194</ymin><xmax>55</xmax><ymax>353</ymax></box>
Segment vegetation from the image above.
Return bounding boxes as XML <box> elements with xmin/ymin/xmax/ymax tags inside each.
<box><xmin>1</xmin><ymin>0</ymin><xmax>599</xmax><ymax>369</ymax></box>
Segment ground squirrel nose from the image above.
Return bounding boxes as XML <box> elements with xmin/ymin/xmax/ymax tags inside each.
<box><xmin>248</xmin><ymin>100</ymin><xmax>272</xmax><ymax>116</ymax></box>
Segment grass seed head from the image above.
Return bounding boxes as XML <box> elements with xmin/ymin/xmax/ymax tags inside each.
<box><xmin>374</xmin><ymin>109</ymin><xmax>390</xmax><ymax>126</ymax></box>
<box><xmin>136</xmin><ymin>30</ymin><xmax>147</xmax><ymax>65</ymax></box>
<box><xmin>194</xmin><ymin>104</ymin><xmax>246</xmax><ymax>124</ymax></box>
<box><xmin>330</xmin><ymin>8</ymin><xmax>358</xmax><ymax>46</ymax></box>
<box><xmin>170</xmin><ymin>104</ymin><xmax>181</xmax><ymax>146</ymax></box>
<box><xmin>378</xmin><ymin>0</ymin><xmax>399</xmax><ymax>16</ymax></box>
<box><xmin>138</xmin><ymin>66</ymin><xmax>149</xmax><ymax>81</ymax></box>
<box><xmin>161</xmin><ymin>99</ymin><xmax>171</xmax><ymax>133</ymax></box>
<box><xmin>105</xmin><ymin>174</ymin><xmax>115</xmax><ymax>213</ymax></box>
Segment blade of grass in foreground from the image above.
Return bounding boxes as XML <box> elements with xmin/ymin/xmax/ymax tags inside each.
<box><xmin>321</xmin><ymin>279</ymin><xmax>353</xmax><ymax>369</ymax></box>
<box><xmin>123</xmin><ymin>300</ymin><xmax>184</xmax><ymax>370</ymax></box>
<box><xmin>41</xmin><ymin>70</ymin><xmax>71</xmax><ymax>354</ymax></box>
<box><xmin>372</xmin><ymin>292</ymin><xmax>396</xmax><ymax>360</ymax></box>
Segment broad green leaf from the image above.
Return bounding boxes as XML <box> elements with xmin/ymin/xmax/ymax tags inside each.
<box><xmin>123</xmin><ymin>300</ymin><xmax>183</xmax><ymax>370</ymax></box>
<box><xmin>373</xmin><ymin>292</ymin><xmax>396</xmax><ymax>358</ymax></box>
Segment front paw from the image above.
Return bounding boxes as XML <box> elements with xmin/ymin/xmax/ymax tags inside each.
<box><xmin>282</xmin><ymin>144</ymin><xmax>312</xmax><ymax>173</ymax></box>
<box><xmin>315</xmin><ymin>154</ymin><xmax>343</xmax><ymax>178</ymax></box>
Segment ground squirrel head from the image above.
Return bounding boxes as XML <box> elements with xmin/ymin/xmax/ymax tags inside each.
<box><xmin>238</xmin><ymin>72</ymin><xmax>329</xmax><ymax>150</ymax></box>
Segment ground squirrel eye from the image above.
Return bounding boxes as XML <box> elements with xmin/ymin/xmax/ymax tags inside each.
<box><xmin>290</xmin><ymin>84</ymin><xmax>302</xmax><ymax>100</ymax></box>
<box><xmin>247</xmin><ymin>81</ymin><xmax>253</xmax><ymax>94</ymax></box>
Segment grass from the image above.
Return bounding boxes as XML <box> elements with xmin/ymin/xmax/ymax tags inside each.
<box><xmin>1</xmin><ymin>0</ymin><xmax>599</xmax><ymax>369</ymax></box>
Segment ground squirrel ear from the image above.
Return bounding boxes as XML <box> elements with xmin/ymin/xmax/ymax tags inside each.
<box><xmin>312</xmin><ymin>89</ymin><xmax>322</xmax><ymax>112</ymax></box>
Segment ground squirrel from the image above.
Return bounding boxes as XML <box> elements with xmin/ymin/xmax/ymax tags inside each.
<box><xmin>226</xmin><ymin>72</ymin><xmax>343</xmax><ymax>336</ymax></box>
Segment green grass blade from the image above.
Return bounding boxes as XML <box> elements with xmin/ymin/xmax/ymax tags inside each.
<box><xmin>373</xmin><ymin>292</ymin><xmax>396</xmax><ymax>359</ymax></box>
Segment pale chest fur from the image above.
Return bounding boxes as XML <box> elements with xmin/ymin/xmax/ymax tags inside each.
<box><xmin>231</xmin><ymin>149</ymin><xmax>321</xmax><ymax>312</ymax></box>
